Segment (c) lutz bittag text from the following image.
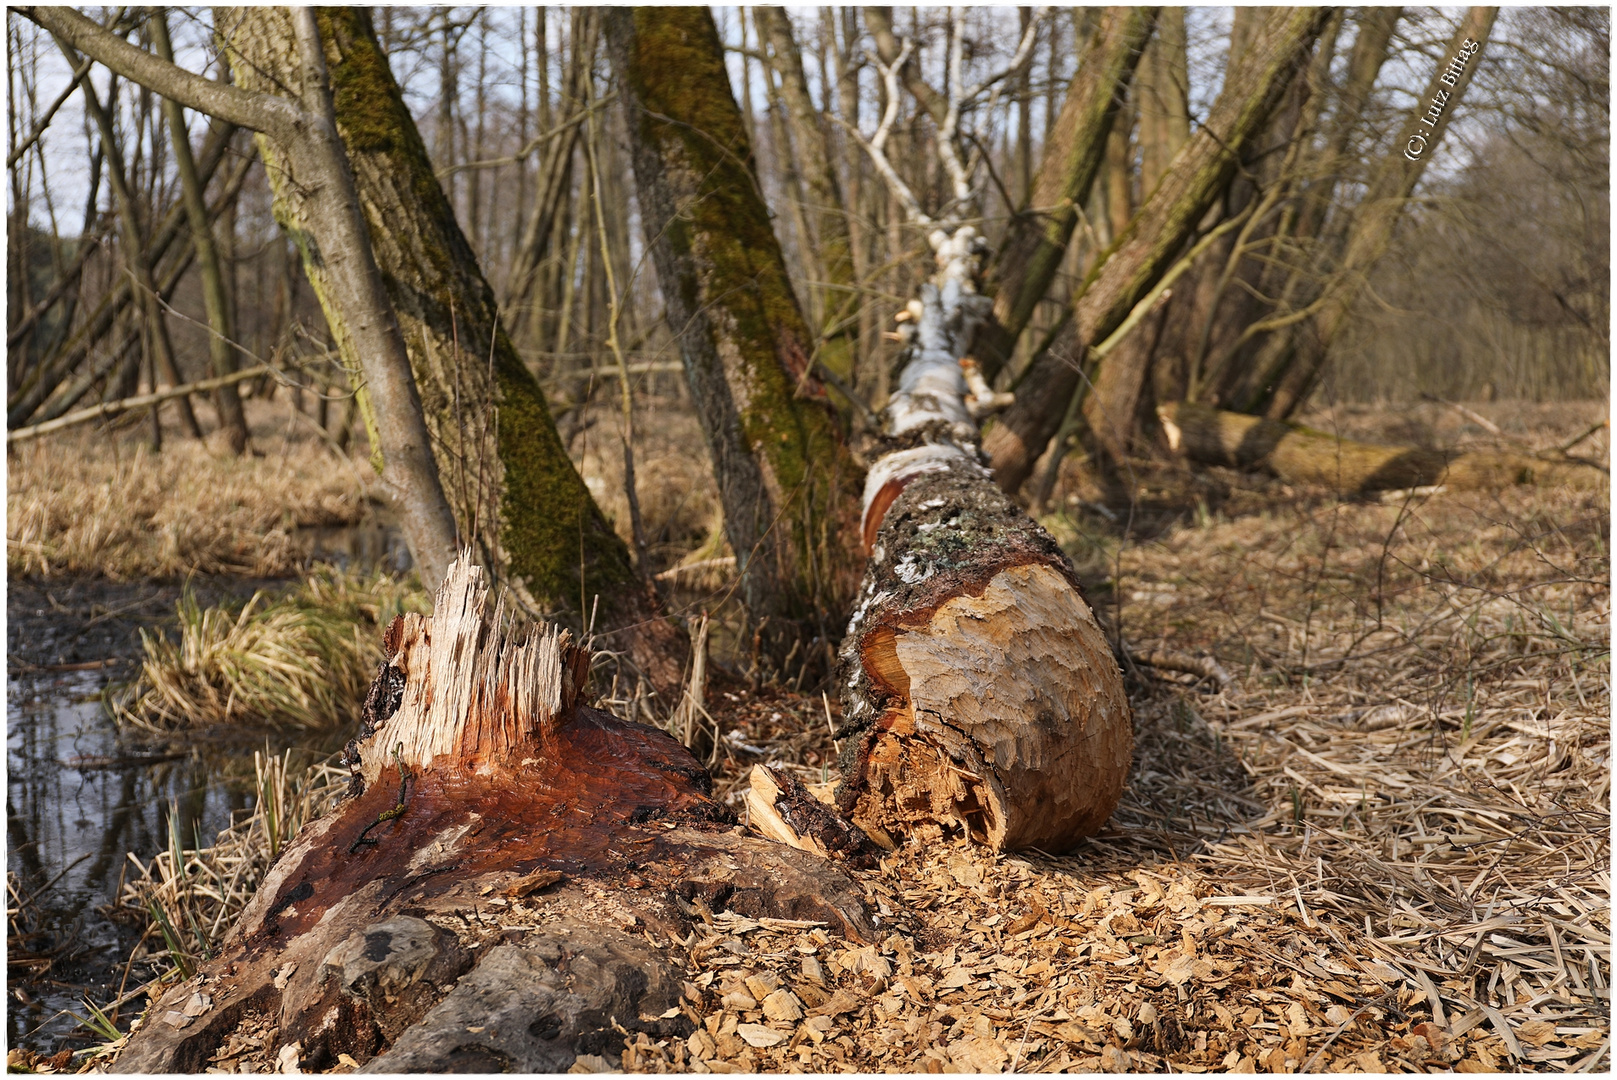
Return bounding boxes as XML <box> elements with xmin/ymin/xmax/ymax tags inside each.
<box><xmin>1405</xmin><ymin>36</ymin><xmax>1482</xmax><ymax>160</ymax></box>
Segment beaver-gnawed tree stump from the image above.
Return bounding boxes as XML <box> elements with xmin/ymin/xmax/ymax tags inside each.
<box><xmin>114</xmin><ymin>558</ymin><xmax>873</xmax><ymax>1074</ymax></box>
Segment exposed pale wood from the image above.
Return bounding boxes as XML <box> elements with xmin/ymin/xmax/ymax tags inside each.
<box><xmin>1128</xmin><ymin>646</ymin><xmax>1233</xmax><ymax>689</ymax></box>
<box><xmin>745</xmin><ymin>765</ymin><xmax>882</xmax><ymax>868</ymax></box>
<box><xmin>115</xmin><ymin>556</ymin><xmax>873</xmax><ymax>1074</ymax></box>
<box><xmin>842</xmin><ymin>560</ymin><xmax>1131</xmax><ymax>852</ymax></box>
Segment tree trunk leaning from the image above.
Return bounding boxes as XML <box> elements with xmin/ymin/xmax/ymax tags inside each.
<box><xmin>607</xmin><ymin>6</ymin><xmax>863</xmax><ymax>648</ymax></box>
<box><xmin>217</xmin><ymin>8</ymin><xmax>684</xmax><ymax>689</ymax></box>
<box><xmin>112</xmin><ymin>556</ymin><xmax>875</xmax><ymax>1074</ymax></box>
<box><xmin>1158</xmin><ymin>402</ymin><xmax>1605</xmax><ymax>493</ymax></box>
<box><xmin>1225</xmin><ymin>7</ymin><xmax>1498</xmax><ymax>419</ymax></box>
<box><xmin>983</xmin><ymin>6</ymin><xmax>1333</xmax><ymax>496</ymax></box>
<box><xmin>973</xmin><ymin>6</ymin><xmax>1157</xmax><ymax>382</ymax></box>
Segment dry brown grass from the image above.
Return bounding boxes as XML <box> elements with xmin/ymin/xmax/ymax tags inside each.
<box><xmin>6</xmin><ymin>400</ymin><xmax>376</xmax><ymax>580</ymax></box>
<box><xmin>114</xmin><ymin>570</ymin><xmax>429</xmax><ymax>732</ymax></box>
<box><xmin>115</xmin><ymin>751</ymin><xmax>348</xmax><ymax>998</ymax></box>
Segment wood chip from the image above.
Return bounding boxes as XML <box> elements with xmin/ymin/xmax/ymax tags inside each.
<box><xmin>735</xmin><ymin>1023</ymin><xmax>786</xmax><ymax>1048</ymax></box>
<box><xmin>505</xmin><ymin>869</ymin><xmax>565</xmax><ymax>897</ymax></box>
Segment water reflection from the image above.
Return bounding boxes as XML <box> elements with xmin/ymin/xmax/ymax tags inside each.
<box><xmin>5</xmin><ymin>666</ymin><xmax>333</xmax><ymax>1052</ymax></box>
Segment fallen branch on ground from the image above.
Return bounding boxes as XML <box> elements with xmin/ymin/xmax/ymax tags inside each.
<box><xmin>1158</xmin><ymin>402</ymin><xmax>1606</xmax><ymax>493</ymax></box>
<box><xmin>1126</xmin><ymin>646</ymin><xmax>1232</xmax><ymax>689</ymax></box>
<box><xmin>8</xmin><ymin>366</ymin><xmax>269</xmax><ymax>444</ymax></box>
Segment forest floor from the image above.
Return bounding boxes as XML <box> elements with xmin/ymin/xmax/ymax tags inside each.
<box><xmin>665</xmin><ymin>404</ymin><xmax>1609</xmax><ymax>1075</ymax></box>
<box><xmin>5</xmin><ymin>397</ymin><xmax>1608</xmax><ymax>1073</ymax></box>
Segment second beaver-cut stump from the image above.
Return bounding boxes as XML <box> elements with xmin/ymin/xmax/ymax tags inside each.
<box><xmin>836</xmin><ymin>469</ymin><xmax>1132</xmax><ymax>853</ymax></box>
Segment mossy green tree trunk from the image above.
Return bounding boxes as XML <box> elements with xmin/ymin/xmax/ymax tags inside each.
<box><xmin>982</xmin><ymin>6</ymin><xmax>1332</xmax><ymax>495</ymax></box>
<box><xmin>605</xmin><ymin>6</ymin><xmax>862</xmax><ymax>649</ymax></box>
<box><xmin>1076</xmin><ymin>9</ymin><xmax>1345</xmax><ymax>472</ymax></box>
<box><xmin>972</xmin><ymin>7</ymin><xmax>1158</xmax><ymax>382</ymax></box>
<box><xmin>217</xmin><ymin>7</ymin><xmax>685</xmax><ymax>694</ymax></box>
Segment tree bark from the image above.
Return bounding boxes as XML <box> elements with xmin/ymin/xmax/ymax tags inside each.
<box><xmin>151</xmin><ymin>11</ymin><xmax>249</xmax><ymax>455</ymax></box>
<box><xmin>111</xmin><ymin>558</ymin><xmax>875</xmax><ymax>1074</ymax></box>
<box><xmin>983</xmin><ymin>7</ymin><xmax>1333</xmax><ymax>496</ymax></box>
<box><xmin>1079</xmin><ymin>10</ymin><xmax>1345</xmax><ymax>471</ymax></box>
<box><xmin>606</xmin><ymin>6</ymin><xmax>862</xmax><ymax>645</ymax></box>
<box><xmin>1137</xmin><ymin>8</ymin><xmax>1190</xmax><ymax>192</ymax></box>
<box><xmin>217</xmin><ymin>7</ymin><xmax>685</xmax><ymax>693</ymax></box>
<box><xmin>1158</xmin><ymin>401</ymin><xmax>1604</xmax><ymax>493</ymax></box>
<box><xmin>973</xmin><ymin>7</ymin><xmax>1157</xmax><ymax>381</ymax></box>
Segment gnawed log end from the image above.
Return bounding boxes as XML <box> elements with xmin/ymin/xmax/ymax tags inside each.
<box><xmin>837</xmin><ymin>471</ymin><xmax>1133</xmax><ymax>854</ymax></box>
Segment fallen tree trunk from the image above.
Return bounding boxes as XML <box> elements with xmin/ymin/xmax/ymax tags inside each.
<box><xmin>808</xmin><ymin>18</ymin><xmax>1133</xmax><ymax>856</ymax></box>
<box><xmin>113</xmin><ymin>557</ymin><xmax>873</xmax><ymax>1074</ymax></box>
<box><xmin>1158</xmin><ymin>402</ymin><xmax>1606</xmax><ymax>493</ymax></box>
<box><xmin>828</xmin><ymin>226</ymin><xmax>1131</xmax><ymax>855</ymax></box>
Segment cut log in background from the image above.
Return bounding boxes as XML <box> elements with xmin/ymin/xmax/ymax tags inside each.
<box><xmin>1158</xmin><ymin>402</ymin><xmax>1607</xmax><ymax>494</ymax></box>
<box><xmin>113</xmin><ymin>559</ymin><xmax>873</xmax><ymax>1074</ymax></box>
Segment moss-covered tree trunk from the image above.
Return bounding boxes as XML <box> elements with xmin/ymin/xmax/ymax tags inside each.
<box><xmin>982</xmin><ymin>7</ymin><xmax>1332</xmax><ymax>496</ymax></box>
<box><xmin>972</xmin><ymin>7</ymin><xmax>1157</xmax><ymax>381</ymax></box>
<box><xmin>217</xmin><ymin>7</ymin><xmax>685</xmax><ymax>695</ymax></box>
<box><xmin>605</xmin><ymin>6</ymin><xmax>862</xmax><ymax>645</ymax></box>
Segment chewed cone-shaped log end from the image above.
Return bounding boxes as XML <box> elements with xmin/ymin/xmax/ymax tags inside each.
<box><xmin>357</xmin><ymin>554</ymin><xmax>590</xmax><ymax>785</ymax></box>
<box><xmin>838</xmin><ymin>472</ymin><xmax>1133</xmax><ymax>855</ymax></box>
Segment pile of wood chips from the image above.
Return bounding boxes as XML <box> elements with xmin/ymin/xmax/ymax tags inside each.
<box><xmin>656</xmin><ymin>481</ymin><xmax>1608</xmax><ymax>1074</ymax></box>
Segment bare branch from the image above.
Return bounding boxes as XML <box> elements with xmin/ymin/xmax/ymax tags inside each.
<box><xmin>6</xmin><ymin>47</ymin><xmax>91</xmax><ymax>170</ymax></box>
<box><xmin>958</xmin><ymin>5</ymin><xmax>1046</xmax><ymax>105</ymax></box>
<box><xmin>16</xmin><ymin>6</ymin><xmax>300</xmax><ymax>140</ymax></box>
<box><xmin>8</xmin><ymin>366</ymin><xmax>271</xmax><ymax>445</ymax></box>
<box><xmin>938</xmin><ymin>7</ymin><xmax>1048</xmax><ymax>212</ymax></box>
<box><xmin>834</xmin><ymin>39</ymin><xmax>930</xmax><ymax>225</ymax></box>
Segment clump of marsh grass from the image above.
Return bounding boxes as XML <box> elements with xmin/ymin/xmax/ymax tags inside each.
<box><xmin>115</xmin><ymin>570</ymin><xmax>428</xmax><ymax>732</ymax></box>
<box><xmin>113</xmin><ymin>750</ymin><xmax>345</xmax><ymax>1011</ymax></box>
